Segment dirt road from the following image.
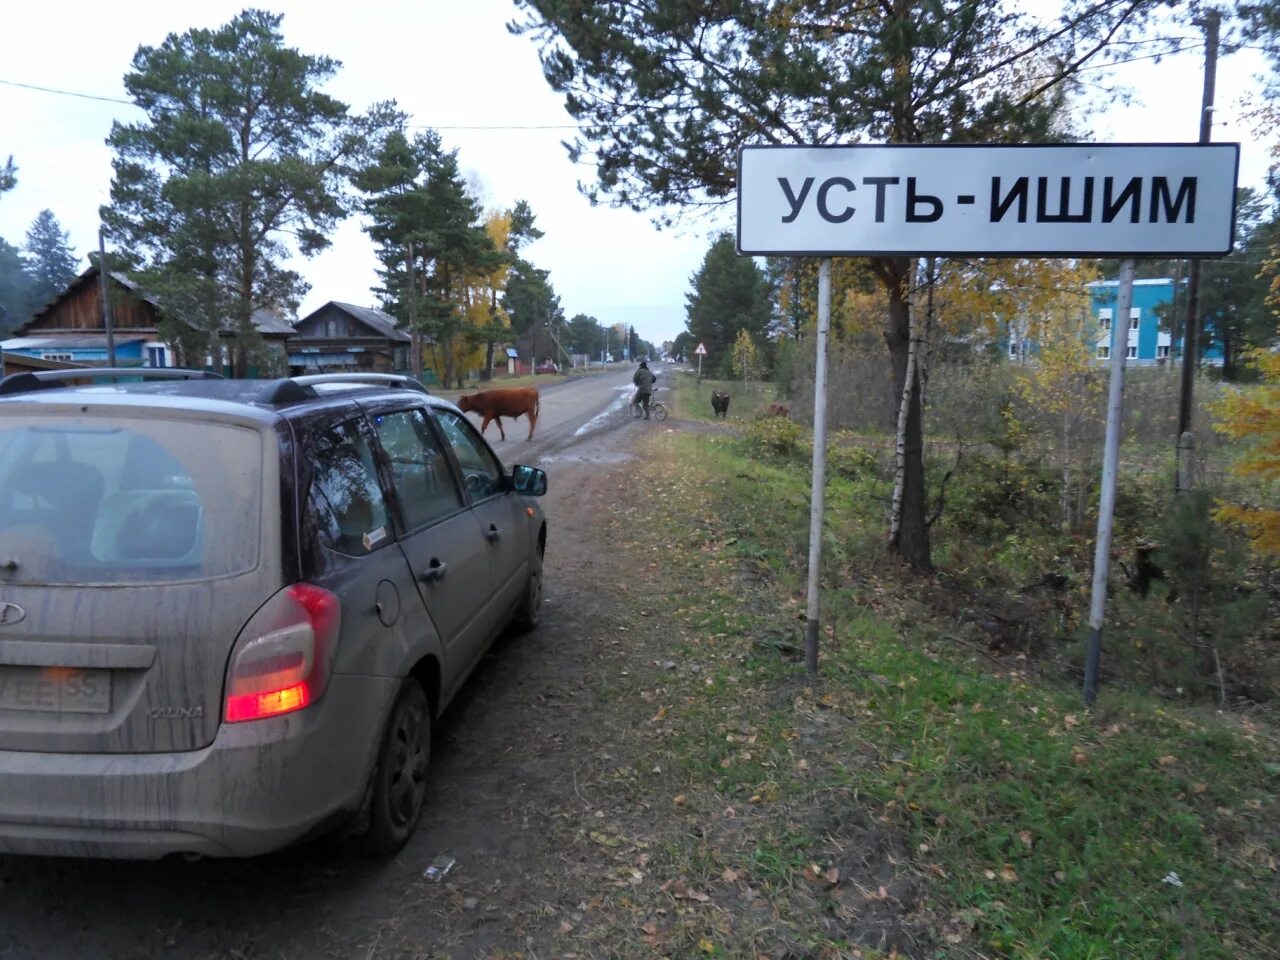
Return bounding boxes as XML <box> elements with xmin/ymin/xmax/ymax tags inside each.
<box><xmin>0</xmin><ymin>371</ymin><xmax>684</xmax><ymax>960</ymax></box>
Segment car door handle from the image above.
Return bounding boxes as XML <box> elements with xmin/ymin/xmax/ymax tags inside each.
<box><xmin>420</xmin><ymin>561</ymin><xmax>447</xmax><ymax>583</ymax></box>
<box><xmin>485</xmin><ymin>525</ymin><xmax>501</xmax><ymax>543</ymax></box>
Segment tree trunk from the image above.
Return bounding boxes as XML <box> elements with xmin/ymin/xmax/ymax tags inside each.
<box><xmin>883</xmin><ymin>256</ymin><xmax>931</xmax><ymax>572</ymax></box>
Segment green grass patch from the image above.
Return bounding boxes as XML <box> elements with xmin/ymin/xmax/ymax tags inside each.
<box><xmin>671</xmin><ymin>373</ymin><xmax>785</xmax><ymax>424</ymax></box>
<box><xmin>630</xmin><ymin>429</ymin><xmax>1280</xmax><ymax>958</ymax></box>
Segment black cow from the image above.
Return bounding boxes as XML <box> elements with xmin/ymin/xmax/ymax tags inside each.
<box><xmin>711</xmin><ymin>391</ymin><xmax>730</xmax><ymax>418</ymax></box>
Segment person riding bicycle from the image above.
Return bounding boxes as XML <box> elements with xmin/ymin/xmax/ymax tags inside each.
<box><xmin>632</xmin><ymin>360</ymin><xmax>657</xmax><ymax>419</ymax></box>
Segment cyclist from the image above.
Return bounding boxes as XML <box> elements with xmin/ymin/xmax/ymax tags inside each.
<box><xmin>632</xmin><ymin>360</ymin><xmax>656</xmax><ymax>419</ymax></box>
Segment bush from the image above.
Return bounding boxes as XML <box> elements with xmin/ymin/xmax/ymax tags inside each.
<box><xmin>944</xmin><ymin>453</ymin><xmax>1062</xmax><ymax>539</ymax></box>
<box><xmin>743</xmin><ymin>416</ymin><xmax>805</xmax><ymax>461</ymax></box>
<box><xmin>827</xmin><ymin>437</ymin><xmax>882</xmax><ymax>480</ymax></box>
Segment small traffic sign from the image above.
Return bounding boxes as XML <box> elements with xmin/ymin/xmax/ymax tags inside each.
<box><xmin>694</xmin><ymin>343</ymin><xmax>707</xmax><ymax>355</ymax></box>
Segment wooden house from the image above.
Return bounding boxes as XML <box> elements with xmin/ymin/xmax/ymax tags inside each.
<box><xmin>288</xmin><ymin>301</ymin><xmax>411</xmax><ymax>376</ymax></box>
<box><xmin>2</xmin><ymin>265</ymin><xmax>294</xmax><ymax>375</ymax></box>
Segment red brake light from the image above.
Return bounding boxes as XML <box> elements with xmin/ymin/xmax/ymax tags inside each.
<box><xmin>224</xmin><ymin>583</ymin><xmax>341</xmax><ymax>723</ymax></box>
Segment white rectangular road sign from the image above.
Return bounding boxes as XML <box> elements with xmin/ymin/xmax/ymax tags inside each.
<box><xmin>737</xmin><ymin>143</ymin><xmax>1239</xmax><ymax>258</ymax></box>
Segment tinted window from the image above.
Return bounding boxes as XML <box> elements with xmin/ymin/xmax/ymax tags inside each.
<box><xmin>372</xmin><ymin>409</ymin><xmax>463</xmax><ymax>531</ymax></box>
<box><xmin>306</xmin><ymin>421</ymin><xmax>391</xmax><ymax>556</ymax></box>
<box><xmin>432</xmin><ymin>409</ymin><xmax>504</xmax><ymax>503</ymax></box>
<box><xmin>0</xmin><ymin>415</ymin><xmax>261</xmax><ymax>584</ymax></box>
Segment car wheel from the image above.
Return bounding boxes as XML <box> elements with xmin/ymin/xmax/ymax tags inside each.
<box><xmin>355</xmin><ymin>678</ymin><xmax>431</xmax><ymax>857</ymax></box>
<box><xmin>512</xmin><ymin>561</ymin><xmax>542</xmax><ymax>633</ymax></box>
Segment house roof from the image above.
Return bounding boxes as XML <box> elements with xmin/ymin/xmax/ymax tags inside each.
<box><xmin>248</xmin><ymin>308</ymin><xmax>296</xmax><ymax>337</ymax></box>
<box><xmin>22</xmin><ymin>266</ymin><xmax>295</xmax><ymax>338</ymax></box>
<box><xmin>299</xmin><ymin>301</ymin><xmax>411</xmax><ymax>342</ymax></box>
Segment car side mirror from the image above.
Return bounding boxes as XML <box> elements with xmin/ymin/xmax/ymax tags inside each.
<box><xmin>510</xmin><ymin>464</ymin><xmax>547</xmax><ymax>497</ymax></box>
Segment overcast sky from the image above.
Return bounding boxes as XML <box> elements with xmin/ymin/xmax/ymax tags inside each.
<box><xmin>0</xmin><ymin>1</ymin><xmax>1273</xmax><ymax>346</ymax></box>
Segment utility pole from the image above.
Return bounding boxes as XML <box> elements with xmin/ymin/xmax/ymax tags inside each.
<box><xmin>1175</xmin><ymin>8</ymin><xmax>1220</xmax><ymax>493</ymax></box>
<box><xmin>407</xmin><ymin>240</ymin><xmax>422</xmax><ymax>380</ymax></box>
<box><xmin>98</xmin><ymin>227</ymin><xmax>116</xmax><ymax>368</ymax></box>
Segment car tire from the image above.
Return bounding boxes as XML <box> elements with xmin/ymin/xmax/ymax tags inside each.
<box><xmin>355</xmin><ymin>678</ymin><xmax>431</xmax><ymax>857</ymax></box>
<box><xmin>512</xmin><ymin>561</ymin><xmax>542</xmax><ymax>633</ymax></box>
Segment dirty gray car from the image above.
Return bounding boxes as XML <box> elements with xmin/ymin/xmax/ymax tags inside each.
<box><xmin>0</xmin><ymin>371</ymin><xmax>547</xmax><ymax>859</ymax></box>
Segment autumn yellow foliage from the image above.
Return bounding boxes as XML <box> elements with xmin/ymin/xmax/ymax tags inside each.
<box><xmin>1212</xmin><ymin>345</ymin><xmax>1280</xmax><ymax>557</ymax></box>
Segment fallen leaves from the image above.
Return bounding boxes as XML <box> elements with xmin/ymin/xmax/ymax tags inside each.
<box><xmin>801</xmin><ymin>863</ymin><xmax>841</xmax><ymax>888</ymax></box>
<box><xmin>660</xmin><ymin>877</ymin><xmax>711</xmax><ymax>903</ymax></box>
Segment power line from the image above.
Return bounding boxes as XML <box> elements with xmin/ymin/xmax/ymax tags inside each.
<box><xmin>0</xmin><ymin>77</ymin><xmax>133</xmax><ymax>106</ymax></box>
<box><xmin>0</xmin><ymin>76</ymin><xmax>596</xmax><ymax>129</ymax></box>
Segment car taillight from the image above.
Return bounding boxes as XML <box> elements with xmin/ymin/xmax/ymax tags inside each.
<box><xmin>224</xmin><ymin>583</ymin><xmax>341</xmax><ymax>723</ymax></box>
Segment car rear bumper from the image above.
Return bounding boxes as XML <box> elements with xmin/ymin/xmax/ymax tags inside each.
<box><xmin>0</xmin><ymin>674</ymin><xmax>397</xmax><ymax>859</ymax></box>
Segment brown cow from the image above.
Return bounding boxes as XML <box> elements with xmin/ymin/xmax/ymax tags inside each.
<box><xmin>766</xmin><ymin>403</ymin><xmax>790</xmax><ymax>418</ymax></box>
<box><xmin>457</xmin><ymin>387</ymin><xmax>540</xmax><ymax>441</ymax></box>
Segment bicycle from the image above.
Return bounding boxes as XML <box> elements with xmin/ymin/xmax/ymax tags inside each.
<box><xmin>629</xmin><ymin>389</ymin><xmax>667</xmax><ymax>422</ymax></box>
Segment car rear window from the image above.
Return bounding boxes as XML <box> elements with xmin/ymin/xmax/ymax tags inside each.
<box><xmin>0</xmin><ymin>414</ymin><xmax>262</xmax><ymax>584</ymax></box>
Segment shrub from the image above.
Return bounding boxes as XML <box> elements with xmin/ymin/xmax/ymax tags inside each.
<box><xmin>743</xmin><ymin>416</ymin><xmax>805</xmax><ymax>461</ymax></box>
<box><xmin>827</xmin><ymin>439</ymin><xmax>882</xmax><ymax>480</ymax></box>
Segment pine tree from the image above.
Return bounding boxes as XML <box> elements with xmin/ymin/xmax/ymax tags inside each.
<box><xmin>0</xmin><ymin>238</ymin><xmax>37</xmax><ymax>336</ymax></box>
<box><xmin>0</xmin><ymin>157</ymin><xmax>15</xmax><ymax>199</ymax></box>
<box><xmin>103</xmin><ymin>10</ymin><xmax>392</xmax><ymax>373</ymax></box>
<box><xmin>357</xmin><ymin>128</ymin><xmax>499</xmax><ymax>386</ymax></box>
<box><xmin>685</xmin><ymin>233</ymin><xmax>772</xmax><ymax>376</ymax></box>
<box><xmin>22</xmin><ymin>210</ymin><xmax>79</xmax><ymax>309</ymax></box>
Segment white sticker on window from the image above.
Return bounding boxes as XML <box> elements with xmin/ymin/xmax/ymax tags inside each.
<box><xmin>363</xmin><ymin>527</ymin><xmax>387</xmax><ymax>551</ymax></box>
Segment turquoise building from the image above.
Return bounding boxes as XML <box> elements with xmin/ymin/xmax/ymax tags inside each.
<box><xmin>1086</xmin><ymin>277</ymin><xmax>1223</xmax><ymax>366</ymax></box>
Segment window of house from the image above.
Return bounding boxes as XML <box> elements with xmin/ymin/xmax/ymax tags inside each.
<box><xmin>1126</xmin><ymin>345</ymin><xmax>1137</xmax><ymax>359</ymax></box>
<box><xmin>1097</xmin><ymin>345</ymin><xmax>1110</xmax><ymax>359</ymax></box>
<box><xmin>1157</xmin><ymin>345</ymin><xmax>1171</xmax><ymax>359</ymax></box>
<box><xmin>1098</xmin><ymin>309</ymin><xmax>1112</xmax><ymax>331</ymax></box>
<box><xmin>40</xmin><ymin>353</ymin><xmax>73</xmax><ymax>362</ymax></box>
<box><xmin>146</xmin><ymin>347</ymin><xmax>166</xmax><ymax>368</ymax></box>
<box><xmin>1130</xmin><ymin>308</ymin><xmax>1141</xmax><ymax>330</ymax></box>
<box><xmin>1009</xmin><ymin>341</ymin><xmax>1019</xmax><ymax>357</ymax></box>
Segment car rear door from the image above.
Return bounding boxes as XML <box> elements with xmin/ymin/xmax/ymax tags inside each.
<box><xmin>0</xmin><ymin>405</ymin><xmax>280</xmax><ymax>753</ymax></box>
<box><xmin>361</xmin><ymin>402</ymin><xmax>492</xmax><ymax>692</ymax></box>
<box><xmin>430</xmin><ymin>408</ymin><xmax>529</xmax><ymax>634</ymax></box>
<box><xmin>293</xmin><ymin>411</ymin><xmax>437</xmax><ymax>684</ymax></box>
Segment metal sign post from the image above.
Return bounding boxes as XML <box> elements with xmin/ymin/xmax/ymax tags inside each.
<box><xmin>804</xmin><ymin>259</ymin><xmax>832</xmax><ymax>676</ymax></box>
<box><xmin>1084</xmin><ymin>259</ymin><xmax>1136</xmax><ymax>706</ymax></box>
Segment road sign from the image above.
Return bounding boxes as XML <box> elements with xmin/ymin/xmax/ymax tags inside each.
<box><xmin>694</xmin><ymin>343</ymin><xmax>707</xmax><ymax>355</ymax></box>
<box><xmin>737</xmin><ymin>143</ymin><xmax>1239</xmax><ymax>257</ymax></box>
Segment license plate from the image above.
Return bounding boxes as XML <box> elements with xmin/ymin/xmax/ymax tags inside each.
<box><xmin>0</xmin><ymin>666</ymin><xmax>112</xmax><ymax>714</ymax></box>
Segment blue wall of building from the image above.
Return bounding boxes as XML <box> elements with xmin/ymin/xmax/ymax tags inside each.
<box><xmin>1088</xmin><ymin>278</ymin><xmax>1222</xmax><ymax>365</ymax></box>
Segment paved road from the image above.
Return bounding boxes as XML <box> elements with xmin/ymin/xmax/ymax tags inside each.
<box><xmin>0</xmin><ymin>367</ymin><xmax>671</xmax><ymax>960</ymax></box>
<box><xmin>454</xmin><ymin>367</ymin><xmax>676</xmax><ymax>466</ymax></box>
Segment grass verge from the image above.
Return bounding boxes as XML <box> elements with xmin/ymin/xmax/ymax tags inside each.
<box><xmin>616</xmin><ymin>426</ymin><xmax>1279</xmax><ymax>959</ymax></box>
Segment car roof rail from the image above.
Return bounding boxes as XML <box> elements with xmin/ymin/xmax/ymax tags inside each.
<box><xmin>0</xmin><ymin>367</ymin><xmax>223</xmax><ymax>396</ymax></box>
<box><xmin>255</xmin><ymin>372</ymin><xmax>431</xmax><ymax>406</ymax></box>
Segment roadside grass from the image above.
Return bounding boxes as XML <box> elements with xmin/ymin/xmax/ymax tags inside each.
<box><xmin>619</xmin><ymin>429</ymin><xmax>1279</xmax><ymax>958</ymax></box>
<box><xmin>673</xmin><ymin>374</ymin><xmax>786</xmax><ymax>424</ymax></box>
